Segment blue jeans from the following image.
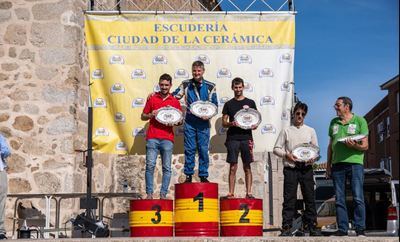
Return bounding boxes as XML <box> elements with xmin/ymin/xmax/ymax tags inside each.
<box><xmin>145</xmin><ymin>139</ymin><xmax>173</xmax><ymax>196</ymax></box>
<box><xmin>183</xmin><ymin>122</ymin><xmax>210</xmax><ymax>177</ymax></box>
<box><xmin>331</xmin><ymin>163</ymin><xmax>365</xmax><ymax>233</ymax></box>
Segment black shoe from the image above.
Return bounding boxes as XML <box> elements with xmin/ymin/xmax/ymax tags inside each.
<box><xmin>199</xmin><ymin>176</ymin><xmax>209</xmax><ymax>183</ymax></box>
<box><xmin>184</xmin><ymin>175</ymin><xmax>192</xmax><ymax>183</ymax></box>
<box><xmin>0</xmin><ymin>234</ymin><xmax>7</xmax><ymax>239</ymax></box>
<box><xmin>308</xmin><ymin>227</ymin><xmax>321</xmax><ymax>236</ymax></box>
<box><xmin>356</xmin><ymin>230</ymin><xmax>366</xmax><ymax>237</ymax></box>
<box><xmin>330</xmin><ymin>230</ymin><xmax>347</xmax><ymax>236</ymax></box>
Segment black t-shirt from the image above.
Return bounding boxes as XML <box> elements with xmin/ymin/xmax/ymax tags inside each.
<box><xmin>222</xmin><ymin>97</ymin><xmax>257</xmax><ymax>141</ymax></box>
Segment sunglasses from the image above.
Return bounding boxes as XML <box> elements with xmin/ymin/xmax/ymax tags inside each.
<box><xmin>295</xmin><ymin>112</ymin><xmax>306</xmax><ymax>117</ymax></box>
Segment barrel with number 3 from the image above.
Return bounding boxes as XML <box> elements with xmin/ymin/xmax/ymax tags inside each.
<box><xmin>129</xmin><ymin>199</ymin><xmax>173</xmax><ymax>237</ymax></box>
<box><xmin>175</xmin><ymin>183</ymin><xmax>219</xmax><ymax>236</ymax></box>
<box><xmin>220</xmin><ymin>198</ymin><xmax>263</xmax><ymax>236</ymax></box>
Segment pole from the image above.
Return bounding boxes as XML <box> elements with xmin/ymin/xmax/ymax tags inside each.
<box><xmin>268</xmin><ymin>152</ymin><xmax>274</xmax><ymax>225</ymax></box>
<box><xmin>85</xmin><ymin>106</ymin><xmax>94</xmax><ymax>218</ymax></box>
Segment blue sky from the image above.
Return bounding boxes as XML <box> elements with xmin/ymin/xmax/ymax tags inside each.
<box><xmin>220</xmin><ymin>0</ymin><xmax>399</xmax><ymax>162</ymax></box>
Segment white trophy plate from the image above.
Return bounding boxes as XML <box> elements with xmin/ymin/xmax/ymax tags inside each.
<box><xmin>337</xmin><ymin>134</ymin><xmax>367</xmax><ymax>143</ymax></box>
<box><xmin>234</xmin><ymin>108</ymin><xmax>261</xmax><ymax>130</ymax></box>
<box><xmin>189</xmin><ymin>101</ymin><xmax>217</xmax><ymax>119</ymax></box>
<box><xmin>292</xmin><ymin>143</ymin><xmax>320</xmax><ymax>162</ymax></box>
<box><xmin>155</xmin><ymin>106</ymin><xmax>183</xmax><ymax>125</ymax></box>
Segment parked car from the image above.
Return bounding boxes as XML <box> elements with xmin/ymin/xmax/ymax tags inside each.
<box><xmin>315</xmin><ymin>168</ymin><xmax>399</xmax><ymax>236</ymax></box>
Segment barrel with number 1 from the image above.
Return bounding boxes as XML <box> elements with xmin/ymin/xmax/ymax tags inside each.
<box><xmin>175</xmin><ymin>183</ymin><xmax>219</xmax><ymax>236</ymax></box>
<box><xmin>129</xmin><ymin>199</ymin><xmax>173</xmax><ymax>237</ymax></box>
<box><xmin>220</xmin><ymin>198</ymin><xmax>263</xmax><ymax>236</ymax></box>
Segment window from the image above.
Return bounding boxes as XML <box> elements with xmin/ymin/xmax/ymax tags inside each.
<box><xmin>380</xmin><ymin>157</ymin><xmax>392</xmax><ymax>174</ymax></box>
<box><xmin>386</xmin><ymin>116</ymin><xmax>390</xmax><ymax>138</ymax></box>
<box><xmin>377</xmin><ymin>121</ymin><xmax>385</xmax><ymax>143</ymax></box>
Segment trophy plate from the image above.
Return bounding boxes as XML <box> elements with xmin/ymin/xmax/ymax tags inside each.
<box><xmin>189</xmin><ymin>101</ymin><xmax>217</xmax><ymax>119</ymax></box>
<box><xmin>337</xmin><ymin>134</ymin><xmax>367</xmax><ymax>143</ymax></box>
<box><xmin>155</xmin><ymin>106</ymin><xmax>183</xmax><ymax>125</ymax></box>
<box><xmin>292</xmin><ymin>143</ymin><xmax>320</xmax><ymax>162</ymax></box>
<box><xmin>234</xmin><ymin>108</ymin><xmax>262</xmax><ymax>130</ymax></box>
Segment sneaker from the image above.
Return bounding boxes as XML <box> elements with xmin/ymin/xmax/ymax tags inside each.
<box><xmin>184</xmin><ymin>175</ymin><xmax>192</xmax><ymax>183</ymax></box>
<box><xmin>0</xmin><ymin>234</ymin><xmax>7</xmax><ymax>240</ymax></box>
<box><xmin>356</xmin><ymin>230</ymin><xmax>366</xmax><ymax>237</ymax></box>
<box><xmin>145</xmin><ymin>194</ymin><xmax>153</xmax><ymax>199</ymax></box>
<box><xmin>199</xmin><ymin>176</ymin><xmax>209</xmax><ymax>183</ymax></box>
<box><xmin>160</xmin><ymin>194</ymin><xmax>167</xmax><ymax>199</ymax></box>
<box><xmin>330</xmin><ymin>230</ymin><xmax>347</xmax><ymax>236</ymax></box>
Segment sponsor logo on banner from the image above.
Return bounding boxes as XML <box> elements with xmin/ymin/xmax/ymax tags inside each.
<box><xmin>244</xmin><ymin>82</ymin><xmax>254</xmax><ymax>92</ymax></box>
<box><xmin>281</xmin><ymin>81</ymin><xmax>291</xmax><ymax>92</ymax></box>
<box><xmin>218</xmin><ymin>126</ymin><xmax>227</xmax><ymax>135</ymax></box>
<box><xmin>175</xmin><ymin>126</ymin><xmax>184</xmax><ymax>136</ymax></box>
<box><xmin>259</xmin><ymin>68</ymin><xmax>274</xmax><ymax>77</ymax></box>
<box><xmin>281</xmin><ymin>109</ymin><xmax>291</xmax><ymax>120</ymax></box>
<box><xmin>131</xmin><ymin>69</ymin><xmax>146</xmax><ymax>79</ymax></box>
<box><xmin>94</xmin><ymin>98</ymin><xmax>106</xmax><ymax>108</ymax></box>
<box><xmin>195</xmin><ymin>54</ymin><xmax>210</xmax><ymax>64</ymax></box>
<box><xmin>115</xmin><ymin>141</ymin><xmax>127</xmax><ymax>151</ymax></box>
<box><xmin>152</xmin><ymin>55</ymin><xmax>167</xmax><ymax>64</ymax></box>
<box><xmin>110</xmin><ymin>83</ymin><xmax>125</xmax><ymax>93</ymax></box>
<box><xmin>132</xmin><ymin>127</ymin><xmax>146</xmax><ymax>137</ymax></box>
<box><xmin>114</xmin><ymin>112</ymin><xmax>126</xmax><ymax>122</ymax></box>
<box><xmin>280</xmin><ymin>53</ymin><xmax>292</xmax><ymax>63</ymax></box>
<box><xmin>174</xmin><ymin>69</ymin><xmax>189</xmax><ymax>78</ymax></box>
<box><xmin>260</xmin><ymin>96</ymin><xmax>275</xmax><ymax>106</ymax></box>
<box><xmin>91</xmin><ymin>69</ymin><xmax>103</xmax><ymax>79</ymax></box>
<box><xmin>217</xmin><ymin>68</ymin><xmax>231</xmax><ymax>78</ymax></box>
<box><xmin>219</xmin><ymin>97</ymin><xmax>229</xmax><ymax>106</ymax></box>
<box><xmin>132</xmin><ymin>98</ymin><xmax>145</xmax><ymax>108</ymax></box>
<box><xmin>261</xmin><ymin>124</ymin><xmax>276</xmax><ymax>134</ymax></box>
<box><xmin>95</xmin><ymin>127</ymin><xmax>109</xmax><ymax>136</ymax></box>
<box><xmin>109</xmin><ymin>55</ymin><xmax>124</xmax><ymax>64</ymax></box>
<box><xmin>237</xmin><ymin>54</ymin><xmax>252</xmax><ymax>64</ymax></box>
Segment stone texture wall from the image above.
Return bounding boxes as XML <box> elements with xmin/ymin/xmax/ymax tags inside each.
<box><xmin>0</xmin><ymin>0</ymin><xmax>284</xmax><ymax>236</ymax></box>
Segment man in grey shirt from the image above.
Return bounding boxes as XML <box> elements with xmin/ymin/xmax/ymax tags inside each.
<box><xmin>273</xmin><ymin>102</ymin><xmax>319</xmax><ymax>236</ymax></box>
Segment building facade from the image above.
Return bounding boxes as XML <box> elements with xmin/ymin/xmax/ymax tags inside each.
<box><xmin>364</xmin><ymin>75</ymin><xmax>399</xmax><ymax>180</ymax></box>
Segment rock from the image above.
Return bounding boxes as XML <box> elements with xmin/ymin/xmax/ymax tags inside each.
<box><xmin>0</xmin><ymin>102</ymin><xmax>9</xmax><ymax>110</ymax></box>
<box><xmin>0</xmin><ymin>1</ymin><xmax>12</xmax><ymax>9</ymax></box>
<box><xmin>35</xmin><ymin>66</ymin><xmax>58</xmax><ymax>80</ymax></box>
<box><xmin>9</xmin><ymin>89</ymin><xmax>29</xmax><ymax>101</ymax></box>
<box><xmin>0</xmin><ymin>73</ymin><xmax>9</xmax><ymax>81</ymax></box>
<box><xmin>30</xmin><ymin>22</ymin><xmax>63</xmax><ymax>47</ymax></box>
<box><xmin>37</xmin><ymin>116</ymin><xmax>49</xmax><ymax>125</ymax></box>
<box><xmin>4</xmin><ymin>24</ymin><xmax>27</xmax><ymax>46</ymax></box>
<box><xmin>23</xmin><ymin>72</ymin><xmax>32</xmax><ymax>79</ymax></box>
<box><xmin>7</xmin><ymin>153</ymin><xmax>26</xmax><ymax>173</ymax></box>
<box><xmin>0</xmin><ymin>10</ymin><xmax>11</xmax><ymax>22</ymax></box>
<box><xmin>21</xmin><ymin>137</ymin><xmax>45</xmax><ymax>155</ymax></box>
<box><xmin>8</xmin><ymin>47</ymin><xmax>16</xmax><ymax>58</ymax></box>
<box><xmin>32</xmin><ymin>0</ymin><xmax>70</xmax><ymax>20</ymax></box>
<box><xmin>0</xmin><ymin>127</ymin><xmax>11</xmax><ymax>137</ymax></box>
<box><xmin>1</xmin><ymin>63</ymin><xmax>18</xmax><ymax>71</ymax></box>
<box><xmin>9</xmin><ymin>139</ymin><xmax>22</xmax><ymax>150</ymax></box>
<box><xmin>39</xmin><ymin>48</ymin><xmax>75</xmax><ymax>65</ymax></box>
<box><xmin>15</xmin><ymin>8</ymin><xmax>30</xmax><ymax>21</ymax></box>
<box><xmin>60</xmin><ymin>137</ymin><xmax>73</xmax><ymax>154</ymax></box>
<box><xmin>8</xmin><ymin>178</ymin><xmax>32</xmax><ymax>193</ymax></box>
<box><xmin>13</xmin><ymin>104</ymin><xmax>21</xmax><ymax>112</ymax></box>
<box><xmin>31</xmin><ymin>166</ymin><xmax>39</xmax><ymax>172</ymax></box>
<box><xmin>12</xmin><ymin>115</ymin><xmax>34</xmax><ymax>131</ymax></box>
<box><xmin>46</xmin><ymin>106</ymin><xmax>65</xmax><ymax>114</ymax></box>
<box><xmin>63</xmin><ymin>26</ymin><xmax>81</xmax><ymax>48</ymax></box>
<box><xmin>23</xmin><ymin>103</ymin><xmax>39</xmax><ymax>114</ymax></box>
<box><xmin>19</xmin><ymin>49</ymin><xmax>35</xmax><ymax>62</ymax></box>
<box><xmin>46</xmin><ymin>115</ymin><xmax>76</xmax><ymax>135</ymax></box>
<box><xmin>42</xmin><ymin>85</ymin><xmax>76</xmax><ymax>103</ymax></box>
<box><xmin>0</xmin><ymin>113</ymin><xmax>9</xmax><ymax>122</ymax></box>
<box><xmin>43</xmin><ymin>158</ymin><xmax>69</xmax><ymax>169</ymax></box>
<box><xmin>33</xmin><ymin>172</ymin><xmax>61</xmax><ymax>193</ymax></box>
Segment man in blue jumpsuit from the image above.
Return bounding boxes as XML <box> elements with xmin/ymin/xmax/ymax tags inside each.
<box><xmin>173</xmin><ymin>61</ymin><xmax>218</xmax><ymax>183</ymax></box>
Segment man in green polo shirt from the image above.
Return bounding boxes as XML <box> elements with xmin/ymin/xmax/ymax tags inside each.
<box><xmin>327</xmin><ymin>96</ymin><xmax>369</xmax><ymax>236</ymax></box>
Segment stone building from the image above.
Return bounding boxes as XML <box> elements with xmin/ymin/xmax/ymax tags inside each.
<box><xmin>0</xmin><ymin>0</ymin><xmax>286</xmax><ymax>236</ymax></box>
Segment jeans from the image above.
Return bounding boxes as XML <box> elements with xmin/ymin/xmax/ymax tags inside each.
<box><xmin>183</xmin><ymin>122</ymin><xmax>210</xmax><ymax>177</ymax></box>
<box><xmin>332</xmin><ymin>163</ymin><xmax>365</xmax><ymax>233</ymax></box>
<box><xmin>145</xmin><ymin>139</ymin><xmax>173</xmax><ymax>196</ymax></box>
<box><xmin>282</xmin><ymin>166</ymin><xmax>317</xmax><ymax>228</ymax></box>
<box><xmin>0</xmin><ymin>171</ymin><xmax>7</xmax><ymax>234</ymax></box>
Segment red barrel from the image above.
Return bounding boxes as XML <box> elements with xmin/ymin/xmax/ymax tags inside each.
<box><xmin>175</xmin><ymin>183</ymin><xmax>219</xmax><ymax>236</ymax></box>
<box><xmin>129</xmin><ymin>199</ymin><xmax>173</xmax><ymax>237</ymax></box>
<box><xmin>220</xmin><ymin>198</ymin><xmax>263</xmax><ymax>236</ymax></box>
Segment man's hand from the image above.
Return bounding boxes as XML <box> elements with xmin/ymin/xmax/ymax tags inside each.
<box><xmin>231</xmin><ymin>121</ymin><xmax>238</xmax><ymax>127</ymax></box>
<box><xmin>285</xmin><ymin>153</ymin><xmax>298</xmax><ymax>162</ymax></box>
<box><xmin>201</xmin><ymin>116</ymin><xmax>210</xmax><ymax>120</ymax></box>
<box><xmin>306</xmin><ymin>157</ymin><xmax>316</xmax><ymax>164</ymax></box>
<box><xmin>326</xmin><ymin>165</ymin><xmax>331</xmax><ymax>179</ymax></box>
<box><xmin>251</xmin><ymin>124</ymin><xmax>258</xmax><ymax>130</ymax></box>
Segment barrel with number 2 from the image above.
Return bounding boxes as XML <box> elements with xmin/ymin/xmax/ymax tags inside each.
<box><xmin>175</xmin><ymin>183</ymin><xmax>219</xmax><ymax>236</ymax></box>
<box><xmin>220</xmin><ymin>198</ymin><xmax>263</xmax><ymax>236</ymax></box>
<box><xmin>129</xmin><ymin>199</ymin><xmax>173</xmax><ymax>237</ymax></box>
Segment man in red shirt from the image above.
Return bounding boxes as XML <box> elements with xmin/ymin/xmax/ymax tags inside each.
<box><xmin>141</xmin><ymin>74</ymin><xmax>182</xmax><ymax>199</ymax></box>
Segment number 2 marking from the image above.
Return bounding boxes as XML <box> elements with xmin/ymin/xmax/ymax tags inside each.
<box><xmin>239</xmin><ymin>203</ymin><xmax>250</xmax><ymax>223</ymax></box>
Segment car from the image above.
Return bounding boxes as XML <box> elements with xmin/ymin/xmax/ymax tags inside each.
<box><xmin>315</xmin><ymin>168</ymin><xmax>399</xmax><ymax>236</ymax></box>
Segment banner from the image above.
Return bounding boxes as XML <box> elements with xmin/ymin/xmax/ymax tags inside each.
<box><xmin>84</xmin><ymin>13</ymin><xmax>295</xmax><ymax>154</ymax></box>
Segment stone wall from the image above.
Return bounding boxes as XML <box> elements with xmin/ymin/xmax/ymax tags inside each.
<box><xmin>0</xmin><ymin>0</ymin><xmax>284</xmax><ymax>236</ymax></box>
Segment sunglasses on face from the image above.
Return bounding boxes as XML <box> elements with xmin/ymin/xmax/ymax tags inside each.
<box><xmin>295</xmin><ymin>112</ymin><xmax>306</xmax><ymax>117</ymax></box>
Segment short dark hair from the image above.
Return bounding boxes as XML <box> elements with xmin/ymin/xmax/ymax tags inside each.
<box><xmin>159</xmin><ymin>73</ymin><xmax>172</xmax><ymax>84</ymax></box>
<box><xmin>231</xmin><ymin>77</ymin><xmax>244</xmax><ymax>88</ymax></box>
<box><xmin>293</xmin><ymin>101</ymin><xmax>308</xmax><ymax>115</ymax></box>
<box><xmin>192</xmin><ymin>61</ymin><xmax>204</xmax><ymax>69</ymax></box>
<box><xmin>337</xmin><ymin>96</ymin><xmax>353</xmax><ymax>111</ymax></box>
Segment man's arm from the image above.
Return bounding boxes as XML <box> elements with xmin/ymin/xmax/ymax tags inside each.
<box><xmin>209</xmin><ymin>85</ymin><xmax>218</xmax><ymax>107</ymax></box>
<box><xmin>344</xmin><ymin>137</ymin><xmax>368</xmax><ymax>151</ymax></box>
<box><xmin>141</xmin><ymin>96</ymin><xmax>154</xmax><ymax>121</ymax></box>
<box><xmin>172</xmin><ymin>82</ymin><xmax>185</xmax><ymax>100</ymax></box>
<box><xmin>326</xmin><ymin>139</ymin><xmax>332</xmax><ymax>178</ymax></box>
<box><xmin>0</xmin><ymin>135</ymin><xmax>10</xmax><ymax>160</ymax></box>
<box><xmin>222</xmin><ymin>114</ymin><xmax>236</xmax><ymax>128</ymax></box>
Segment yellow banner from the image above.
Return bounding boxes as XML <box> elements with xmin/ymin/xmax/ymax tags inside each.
<box><xmin>85</xmin><ymin>13</ymin><xmax>295</xmax><ymax>154</ymax></box>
